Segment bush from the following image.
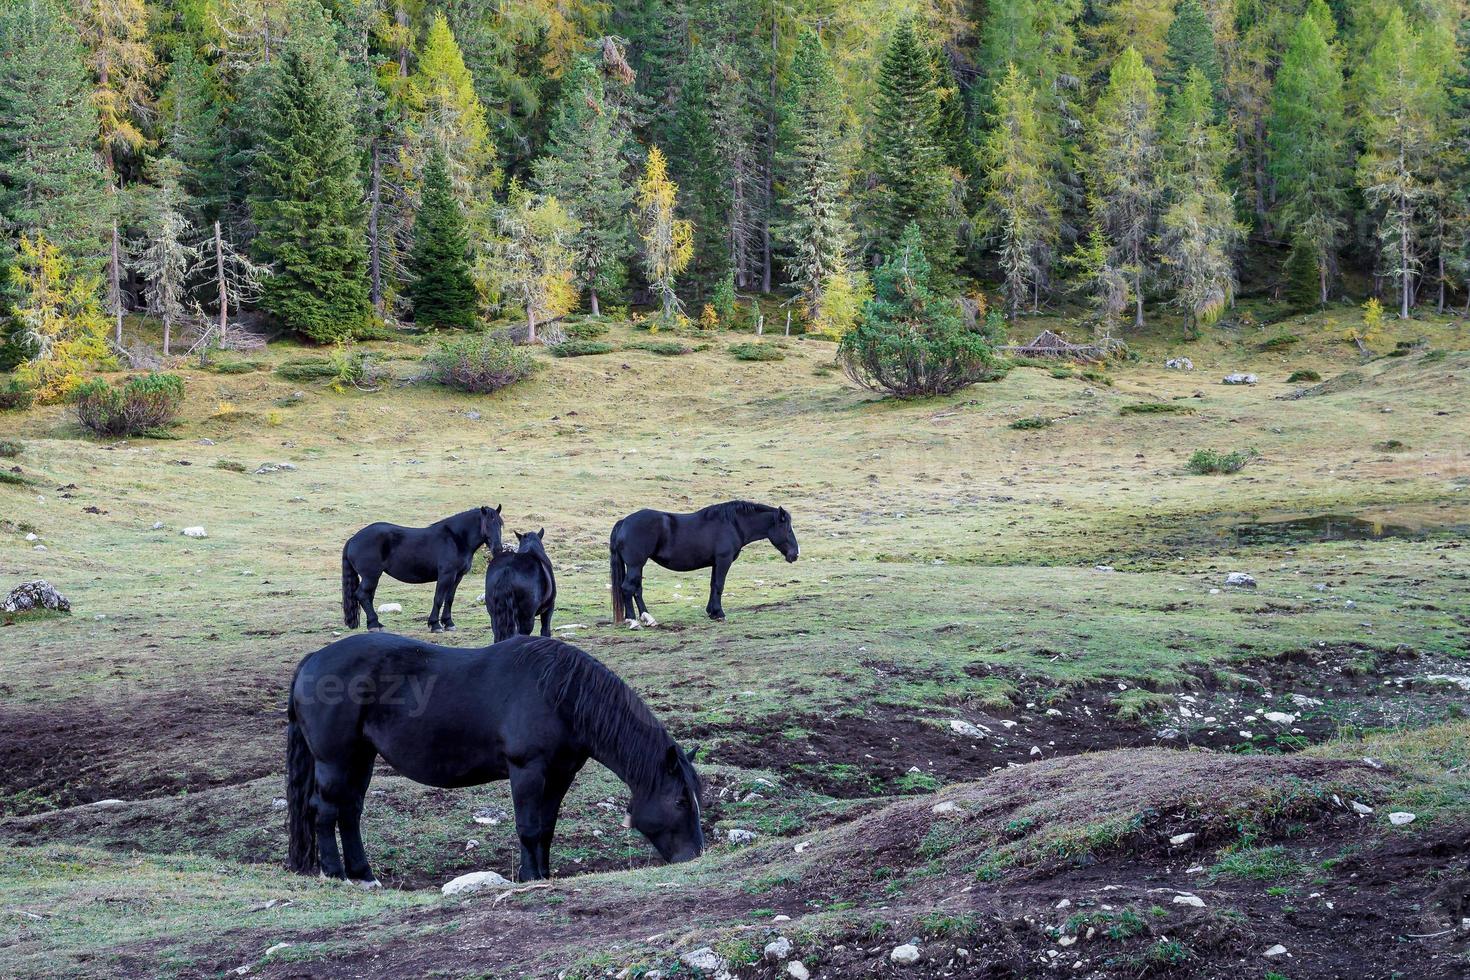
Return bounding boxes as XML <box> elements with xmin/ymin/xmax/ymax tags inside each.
<box><xmin>208</xmin><ymin>359</ymin><xmax>262</xmax><ymax>374</ymax></box>
<box><xmin>562</xmin><ymin>321</ymin><xmax>609</xmax><ymax>340</ymax></box>
<box><xmin>214</xmin><ymin>459</ymin><xmax>248</xmax><ymax>473</ymax></box>
<box><xmin>1119</xmin><ymin>402</ymin><xmax>1195</xmax><ymax>415</ymax></box>
<box><xmin>625</xmin><ymin>340</ymin><xmax>691</xmax><ymax>356</ymax></box>
<box><xmin>1285</xmin><ymin>369</ymin><xmax>1321</xmax><ymax>383</ymax></box>
<box><xmin>0</xmin><ymin>470</ymin><xmax>30</xmax><ymax>486</ymax></box>
<box><xmin>1009</xmin><ymin>416</ymin><xmax>1052</xmax><ymax>430</ymax></box>
<box><xmin>423</xmin><ymin>333</ymin><xmax>537</xmax><ymax>393</ymax></box>
<box><xmin>0</xmin><ymin>379</ymin><xmax>35</xmax><ymax>412</ymax></box>
<box><xmin>837</xmin><ymin>225</ymin><xmax>1000</xmax><ymax>399</ymax></box>
<box><xmin>729</xmin><ymin>342</ymin><xmax>786</xmax><ymax>362</ymax></box>
<box><xmin>74</xmin><ymin>373</ymin><xmax>186</xmax><ymax>437</ymax></box>
<box><xmin>1186</xmin><ymin>448</ymin><xmax>1257</xmax><ymax>474</ymax></box>
<box><xmin>1257</xmin><ymin>333</ymin><xmax>1302</xmax><ymax>351</ymax></box>
<box><xmin>275</xmin><ymin>358</ymin><xmax>338</xmax><ymax>382</ymax></box>
<box><xmin>0</xmin><ymin>439</ymin><xmax>21</xmax><ymax>458</ymax></box>
<box><xmin>549</xmin><ymin>340</ymin><xmax>615</xmax><ymax>358</ymax></box>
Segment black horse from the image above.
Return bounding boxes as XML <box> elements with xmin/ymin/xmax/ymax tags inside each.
<box><xmin>341</xmin><ymin>506</ymin><xmax>503</xmax><ymax>633</ymax></box>
<box><xmin>609</xmin><ymin>501</ymin><xmax>798</xmax><ymax>627</ymax></box>
<box><xmin>286</xmin><ymin>633</ymin><xmax>704</xmax><ymax>883</ymax></box>
<box><xmin>484</xmin><ymin>529</ymin><xmax>557</xmax><ymax>643</ymax></box>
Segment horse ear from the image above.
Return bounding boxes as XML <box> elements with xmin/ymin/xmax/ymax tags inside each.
<box><xmin>538</xmin><ymin>527</ymin><xmax>545</xmax><ymax>538</ymax></box>
<box><xmin>495</xmin><ymin>504</ymin><xmax>502</xmax><ymax>515</ymax></box>
<box><xmin>779</xmin><ymin>507</ymin><xmax>789</xmax><ymax>523</ymax></box>
<box><xmin>686</xmin><ymin>743</ymin><xmax>701</xmax><ymax>763</ymax></box>
<box><xmin>514</xmin><ymin>531</ymin><xmax>523</xmax><ymax>542</ymax></box>
<box><xmin>666</xmin><ymin>744</ymin><xmax>681</xmax><ymax>773</ymax></box>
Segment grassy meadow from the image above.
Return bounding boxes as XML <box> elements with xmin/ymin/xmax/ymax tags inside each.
<box><xmin>1</xmin><ymin>306</ymin><xmax>1468</xmax><ymax>978</ymax></box>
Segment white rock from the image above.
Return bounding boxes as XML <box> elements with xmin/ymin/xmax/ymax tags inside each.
<box><xmin>1045</xmin><ymin>708</ymin><xmax>1063</xmax><ymax>718</ymax></box>
<box><xmin>1058</xmin><ymin>935</ymin><xmax>1077</xmax><ymax>947</ymax></box>
<box><xmin>787</xmin><ymin>962</ymin><xmax>809</xmax><ymax>980</ymax></box>
<box><xmin>1424</xmin><ymin>674</ymin><xmax>1470</xmax><ymax>691</ymax></box>
<box><xmin>1388</xmin><ymin>811</ymin><xmax>1416</xmax><ymax>826</ymax></box>
<box><xmin>1165</xmin><ymin>357</ymin><xmax>1194</xmax><ymax>371</ymax></box>
<box><xmin>1225</xmin><ymin>572</ymin><xmax>1257</xmax><ymax>588</ymax></box>
<box><xmin>1169</xmin><ymin>832</ymin><xmax>1196</xmax><ymax>846</ymax></box>
<box><xmin>181</xmin><ymin>526</ymin><xmax>208</xmax><ymax>538</ymax></box>
<box><xmin>726</xmin><ymin>828</ymin><xmax>757</xmax><ymax>845</ymax></box>
<box><xmin>1173</xmin><ymin>894</ymin><xmax>1205</xmax><ymax>908</ymax></box>
<box><xmin>1351</xmin><ymin>801</ymin><xmax>1374</xmax><ymax>815</ymax></box>
<box><xmin>440</xmin><ymin>870</ymin><xmax>512</xmax><ymax>896</ymax></box>
<box><xmin>793</xmin><ymin>841</ymin><xmax>810</xmax><ymax>853</ymax></box>
<box><xmin>948</xmin><ymin>719</ymin><xmax>986</xmax><ymax>738</ymax></box>
<box><xmin>1030</xmin><ymin>746</ymin><xmax>1043</xmax><ymax>757</ymax></box>
<box><xmin>890</xmin><ymin>944</ymin><xmax>921</xmax><ymax>966</ymax></box>
<box><xmin>773</xmin><ymin>914</ymin><xmax>791</xmax><ymax>922</ymax></box>
<box><xmin>931</xmin><ymin>801</ymin><xmax>961</xmax><ymax>815</ymax></box>
<box><xmin>1055</xmin><ymin>899</ymin><xmax>1071</xmax><ymax>909</ymax></box>
<box><xmin>151</xmin><ymin>521</ymin><xmax>165</xmax><ymax>530</ymax></box>
<box><xmin>680</xmin><ymin>948</ymin><xmax>725</xmax><ymax>972</ymax></box>
<box><xmin>1094</xmin><ymin>565</ymin><xmax>1115</xmax><ymax>572</ymax></box>
<box><xmin>264</xmin><ymin>943</ymin><xmax>292</xmax><ymax>957</ymax></box>
<box><xmin>1222</xmin><ymin>373</ymin><xmax>1258</xmax><ymax>385</ymax></box>
<box><xmin>24</xmin><ymin>533</ymin><xmax>38</xmax><ymax>541</ymax></box>
<box><xmin>1263</xmin><ymin>712</ymin><xmax>1296</xmax><ymax>725</ymax></box>
<box><xmin>378</xmin><ymin>602</ymin><xmax>402</xmax><ymax>614</ymax></box>
<box><xmin>763</xmin><ymin>937</ymin><xmax>792</xmax><ymax>962</ymax></box>
<box><xmin>1263</xmin><ymin>944</ymin><xmax>1288</xmax><ymax>958</ymax></box>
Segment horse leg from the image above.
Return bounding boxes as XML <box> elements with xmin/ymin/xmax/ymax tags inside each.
<box><xmin>627</xmin><ymin>562</ymin><xmax>656</xmax><ymax>628</ymax></box>
<box><xmin>338</xmin><ymin>752</ymin><xmax>379</xmax><ymax>886</ymax></box>
<box><xmin>620</xmin><ymin>562</ymin><xmax>644</xmax><ymax>629</ymax></box>
<box><xmin>539</xmin><ymin>605</ymin><xmax>553</xmax><ymax>638</ymax></box>
<box><xmin>357</xmin><ymin>572</ymin><xmax>383</xmax><ymax>632</ymax></box>
<box><xmin>428</xmin><ymin>578</ymin><xmax>448</xmax><ymax>632</ymax></box>
<box><xmin>508</xmin><ymin>760</ymin><xmax>550</xmax><ymax>881</ymax></box>
<box><xmin>707</xmin><ymin>557</ymin><xmax>731</xmax><ymax>621</ymax></box>
<box><xmin>311</xmin><ymin>759</ymin><xmax>354</xmax><ymax>879</ymax></box>
<box><xmin>516</xmin><ymin>604</ymin><xmax>535</xmax><ymax>638</ymax></box>
<box><xmin>440</xmin><ymin>573</ymin><xmax>461</xmax><ymax>631</ymax></box>
<box><xmin>533</xmin><ymin>763</ymin><xmax>579</xmax><ymax>879</ymax></box>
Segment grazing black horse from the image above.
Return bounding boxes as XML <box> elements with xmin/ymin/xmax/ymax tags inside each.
<box><xmin>609</xmin><ymin>501</ymin><xmax>799</xmax><ymax>627</ymax></box>
<box><xmin>341</xmin><ymin>506</ymin><xmax>503</xmax><ymax>633</ymax></box>
<box><xmin>286</xmin><ymin>633</ymin><xmax>704</xmax><ymax>883</ymax></box>
<box><xmin>484</xmin><ymin>529</ymin><xmax>557</xmax><ymax>643</ymax></box>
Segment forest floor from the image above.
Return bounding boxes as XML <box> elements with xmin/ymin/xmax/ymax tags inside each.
<box><xmin>1</xmin><ymin>303</ymin><xmax>1468</xmax><ymax>978</ymax></box>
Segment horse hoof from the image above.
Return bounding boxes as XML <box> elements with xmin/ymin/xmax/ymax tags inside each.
<box><xmin>351</xmin><ymin>878</ymin><xmax>383</xmax><ymax>890</ymax></box>
<box><xmin>442</xmin><ymin>624</ymin><xmax>457</xmax><ymax>632</ymax></box>
<box><xmin>639</xmin><ymin>613</ymin><xmax>658</xmax><ymax>627</ymax></box>
<box><xmin>429</xmin><ymin>624</ymin><xmax>444</xmax><ymax>633</ymax></box>
<box><xmin>368</xmin><ymin>626</ymin><xmax>385</xmax><ymax>633</ymax></box>
<box><xmin>623</xmin><ymin>618</ymin><xmax>641</xmax><ymax>630</ymax></box>
<box><xmin>708</xmin><ymin>612</ymin><xmax>725</xmax><ymax>622</ymax></box>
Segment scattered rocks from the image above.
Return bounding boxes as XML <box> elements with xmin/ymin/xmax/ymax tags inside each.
<box><xmin>763</xmin><ymin>937</ymin><xmax>792</xmax><ymax>962</ymax></box>
<box><xmin>440</xmin><ymin>870</ymin><xmax>512</xmax><ymax>897</ymax></box>
<box><xmin>890</xmin><ymin>944</ymin><xmax>921</xmax><ymax>966</ymax></box>
<box><xmin>1173</xmin><ymin>893</ymin><xmax>1206</xmax><ymax>908</ymax></box>
<box><xmin>726</xmin><ymin>828</ymin><xmax>757</xmax><ymax>846</ymax></box>
<box><xmin>181</xmin><ymin>526</ymin><xmax>208</xmax><ymax>538</ymax></box>
<box><xmin>2</xmin><ymin>580</ymin><xmax>71</xmax><ymax>614</ymax></box>
<box><xmin>1165</xmin><ymin>356</ymin><xmax>1194</xmax><ymax>371</ymax></box>
<box><xmin>1351</xmin><ymin>801</ymin><xmax>1374</xmax><ymax>815</ymax></box>
<box><xmin>786</xmin><ymin>962</ymin><xmax>809</xmax><ymax>980</ymax></box>
<box><xmin>377</xmin><ymin>602</ymin><xmax>402</xmax><ymax>614</ymax></box>
<box><xmin>948</xmin><ymin>719</ymin><xmax>986</xmax><ymax>739</ymax></box>
<box><xmin>680</xmin><ymin>948</ymin><xmax>726</xmax><ymax>972</ymax></box>
<box><xmin>1263</xmin><ymin>944</ymin><xmax>1288</xmax><ymax>958</ymax></box>
<box><xmin>253</xmin><ymin>462</ymin><xmax>298</xmax><ymax>475</ymax></box>
<box><xmin>1225</xmin><ymin>572</ymin><xmax>1257</xmax><ymax>588</ymax></box>
<box><xmin>1169</xmin><ymin>832</ymin><xmax>1196</xmax><ymax>846</ymax></box>
<box><xmin>1263</xmin><ymin>712</ymin><xmax>1297</xmax><ymax>725</ymax></box>
<box><xmin>931</xmin><ymin>801</ymin><xmax>961</xmax><ymax>815</ymax></box>
<box><xmin>1223</xmin><ymin>373</ymin><xmax>1258</xmax><ymax>385</ymax></box>
<box><xmin>1388</xmin><ymin>811</ymin><xmax>1416</xmax><ymax>826</ymax></box>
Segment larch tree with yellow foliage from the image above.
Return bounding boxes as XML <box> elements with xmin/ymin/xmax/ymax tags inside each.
<box><xmin>485</xmin><ymin>180</ymin><xmax>579</xmax><ymax>344</ymax></box>
<box><xmin>636</xmin><ymin>146</ymin><xmax>694</xmax><ymax>324</ymax></box>
<box><xmin>412</xmin><ymin>13</ymin><xmax>496</xmax><ymax>201</ymax></box>
<box><xmin>11</xmin><ymin>236</ymin><xmax>113</xmax><ymax>403</ymax></box>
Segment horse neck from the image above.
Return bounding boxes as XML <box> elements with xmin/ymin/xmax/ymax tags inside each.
<box><xmin>451</xmin><ymin>511</ymin><xmax>485</xmax><ymax>547</ymax></box>
<box><xmin>731</xmin><ymin>507</ymin><xmax>775</xmax><ymax>545</ymax></box>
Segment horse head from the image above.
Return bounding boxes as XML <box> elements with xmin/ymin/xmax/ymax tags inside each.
<box><xmin>767</xmin><ymin>507</ymin><xmax>799</xmax><ymax>563</ymax></box>
<box><xmin>626</xmin><ymin>743</ymin><xmax>705</xmax><ymax>864</ymax></box>
<box><xmin>514</xmin><ymin>528</ymin><xmax>547</xmax><ymax>555</ymax></box>
<box><xmin>479</xmin><ymin>505</ymin><xmax>505</xmax><ymax>553</ymax></box>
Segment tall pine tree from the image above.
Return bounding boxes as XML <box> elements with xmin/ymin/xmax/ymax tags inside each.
<box><xmin>408</xmin><ymin>148</ymin><xmax>477</xmax><ymax>328</ymax></box>
<box><xmin>247</xmin><ymin>7</ymin><xmax>372</xmax><ymax>341</ymax></box>
<box><xmin>1162</xmin><ymin>0</ymin><xmax>1223</xmax><ymax>99</ymax></box>
<box><xmin>162</xmin><ymin>43</ymin><xmax>229</xmax><ymax>224</ymax></box>
<box><xmin>1268</xmin><ymin>1</ymin><xmax>1349</xmax><ymax>305</ymax></box>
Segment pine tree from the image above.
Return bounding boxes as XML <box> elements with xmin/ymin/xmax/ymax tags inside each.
<box><xmin>161</xmin><ymin>43</ymin><xmax>230</xmax><ymax>224</ymax></box>
<box><xmin>977</xmin><ymin>65</ymin><xmax>1061</xmax><ymax>317</ymax></box>
<box><xmin>1356</xmin><ymin>7</ymin><xmax>1444</xmax><ymax>318</ymax></box>
<box><xmin>408</xmin><ymin>149</ymin><xmax>477</xmax><ymax>329</ymax></box>
<box><xmin>974</xmin><ymin>0</ymin><xmax>1045</xmax><ymax>115</ymax></box>
<box><xmin>1088</xmin><ymin>46</ymin><xmax>1162</xmax><ymax>328</ymax></box>
<box><xmin>1158</xmin><ymin>68</ymin><xmax>1243</xmax><ymax>333</ymax></box>
<box><xmin>864</xmin><ymin>18</ymin><xmax>958</xmax><ymax>275</ymax></box>
<box><xmin>1089</xmin><ymin>0</ymin><xmax>1174</xmax><ymax>75</ymax></box>
<box><xmin>1162</xmin><ymin>0</ymin><xmax>1223</xmax><ymax>99</ymax></box>
<box><xmin>0</xmin><ymin>0</ymin><xmax>108</xmax><ymax>263</ymax></box>
<box><xmin>412</xmin><ymin>12</ymin><xmax>496</xmax><ymax>199</ymax></box>
<box><xmin>636</xmin><ymin>145</ymin><xmax>694</xmax><ymax>322</ymax></box>
<box><xmin>1268</xmin><ymin>1</ymin><xmax>1349</xmax><ymax>305</ymax></box>
<box><xmin>1443</xmin><ymin>16</ymin><xmax>1470</xmax><ymax>311</ymax></box>
<box><xmin>132</xmin><ymin>158</ymin><xmax>199</xmax><ymax>356</ymax></box>
<box><xmin>247</xmin><ymin>8</ymin><xmax>372</xmax><ymax>341</ymax></box>
<box><xmin>71</xmin><ymin>0</ymin><xmax>155</xmax><ymax>174</ymax></box>
<box><xmin>533</xmin><ymin>56</ymin><xmax>636</xmax><ymax>316</ymax></box>
<box><xmin>774</xmin><ymin>30</ymin><xmax>852</xmax><ymax>323</ymax></box>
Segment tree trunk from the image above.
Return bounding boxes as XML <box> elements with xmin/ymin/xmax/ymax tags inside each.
<box><xmin>527</xmin><ymin>303</ymin><xmax>537</xmax><ymax>345</ymax></box>
<box><xmin>215</xmin><ymin>221</ymin><xmax>228</xmax><ymax>345</ymax></box>
<box><xmin>162</xmin><ymin>314</ymin><xmax>171</xmax><ymax>357</ymax></box>
<box><xmin>1134</xmin><ymin>268</ymin><xmax>1145</xmax><ymax>328</ymax></box>
<box><xmin>1400</xmin><ymin>205</ymin><xmax>1411</xmax><ymax>319</ymax></box>
<box><xmin>1319</xmin><ymin>262</ymin><xmax>1329</xmax><ymax>307</ymax></box>
<box><xmin>760</xmin><ymin>14</ymin><xmax>776</xmax><ymax>294</ymax></box>
<box><xmin>368</xmin><ymin>141</ymin><xmax>383</xmax><ymax>314</ymax></box>
<box><xmin>110</xmin><ymin>220</ymin><xmax>123</xmax><ymax>344</ymax></box>
<box><xmin>589</xmin><ymin>289</ymin><xmax>600</xmax><ymax>317</ymax></box>
<box><xmin>1437</xmin><ymin>252</ymin><xmax>1446</xmax><ymax>314</ymax></box>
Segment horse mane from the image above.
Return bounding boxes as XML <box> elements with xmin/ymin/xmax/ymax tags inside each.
<box><xmin>703</xmin><ymin>500</ymin><xmax>777</xmax><ymax>521</ymax></box>
<box><xmin>508</xmin><ymin>638</ymin><xmax>672</xmax><ymax>791</ymax></box>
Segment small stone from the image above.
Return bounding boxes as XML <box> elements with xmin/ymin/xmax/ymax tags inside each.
<box><xmin>1351</xmin><ymin>801</ymin><xmax>1374</xmax><ymax>815</ymax></box>
<box><xmin>948</xmin><ymin>719</ymin><xmax>986</xmax><ymax>739</ymax></box>
<box><xmin>472</xmin><ymin>806</ymin><xmax>508</xmax><ymax>826</ymax></box>
<box><xmin>786</xmin><ymin>962</ymin><xmax>809</xmax><ymax>980</ymax></box>
<box><xmin>890</xmin><ymin>944</ymin><xmax>921</xmax><ymax>966</ymax></box>
<box><xmin>1057</xmin><ymin>935</ymin><xmax>1076</xmax><ymax>947</ymax></box>
<box><xmin>24</xmin><ymin>533</ymin><xmax>37</xmax><ymax>541</ymax></box>
<box><xmin>272</xmin><ymin>798</ymin><xmax>287</xmax><ymax>810</ymax></box>
<box><xmin>726</xmin><ymin>828</ymin><xmax>757</xmax><ymax>845</ymax></box>
<box><xmin>1030</xmin><ymin>746</ymin><xmax>1043</xmax><ymax>757</ymax></box>
<box><xmin>31</xmin><ymin>544</ymin><xmax>45</xmax><ymax>551</ymax></box>
<box><xmin>931</xmin><ymin>801</ymin><xmax>961</xmax><ymax>815</ymax></box>
<box><xmin>773</xmin><ymin>914</ymin><xmax>791</xmax><ymax>922</ymax></box>
<box><xmin>1169</xmin><ymin>832</ymin><xmax>1196</xmax><ymax>846</ymax></box>
<box><xmin>151</xmin><ymin>521</ymin><xmax>165</xmax><ymax>530</ymax></box>
<box><xmin>378</xmin><ymin>602</ymin><xmax>402</xmax><ymax>614</ymax></box>
<box><xmin>1222</xmin><ymin>373</ymin><xmax>1258</xmax><ymax>385</ymax></box>
<box><xmin>1093</xmin><ymin>564</ymin><xmax>1115</xmax><ymax>572</ymax></box>
<box><xmin>264</xmin><ymin>943</ymin><xmax>292</xmax><ymax>957</ymax></box>
<box><xmin>440</xmin><ymin>870</ymin><xmax>512</xmax><ymax>896</ymax></box>
<box><xmin>763</xmin><ymin>937</ymin><xmax>792</xmax><ymax>962</ymax></box>
<box><xmin>1263</xmin><ymin>712</ymin><xmax>1296</xmax><ymax>724</ymax></box>
<box><xmin>1165</xmin><ymin>357</ymin><xmax>1194</xmax><ymax>371</ymax></box>
<box><xmin>1263</xmin><ymin>944</ymin><xmax>1287</xmax><ymax>958</ymax></box>
<box><xmin>680</xmin><ymin>948</ymin><xmax>725</xmax><ymax>972</ymax></box>
<box><xmin>1225</xmin><ymin>572</ymin><xmax>1257</xmax><ymax>588</ymax></box>
<box><xmin>181</xmin><ymin>526</ymin><xmax>207</xmax><ymax>538</ymax></box>
<box><xmin>1388</xmin><ymin>811</ymin><xmax>1416</xmax><ymax>826</ymax></box>
<box><xmin>1173</xmin><ymin>894</ymin><xmax>1205</xmax><ymax>908</ymax></box>
<box><xmin>1055</xmin><ymin>899</ymin><xmax>1071</xmax><ymax>909</ymax></box>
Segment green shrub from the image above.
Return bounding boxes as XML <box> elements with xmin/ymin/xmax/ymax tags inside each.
<box><xmin>1257</xmin><ymin>333</ymin><xmax>1302</xmax><ymax>351</ymax></box>
<box><xmin>0</xmin><ymin>470</ymin><xmax>30</xmax><ymax>486</ymax></box>
<box><xmin>0</xmin><ymin>440</ymin><xmax>21</xmax><ymax>458</ymax></box>
<box><xmin>549</xmin><ymin>340</ymin><xmax>615</xmax><ymax>358</ymax></box>
<box><xmin>1120</xmin><ymin>402</ymin><xmax>1195</xmax><ymax>415</ymax></box>
<box><xmin>274</xmin><ymin>358</ymin><xmax>338</xmax><ymax>382</ymax></box>
<box><xmin>1049</xmin><ymin>365</ymin><xmax>1074</xmax><ymax>379</ymax></box>
<box><xmin>562</xmin><ymin>321</ymin><xmax>609</xmax><ymax>340</ymax></box>
<box><xmin>423</xmin><ymin>334</ymin><xmax>537</xmax><ymax>393</ymax></box>
<box><xmin>1186</xmin><ymin>448</ymin><xmax>1257</xmax><ymax>474</ymax></box>
<box><xmin>1421</xmin><ymin>348</ymin><xmax>1447</xmax><ymax>363</ymax></box>
<box><xmin>1373</xmin><ymin>439</ymin><xmax>1408</xmax><ymax>452</ymax></box>
<box><xmin>625</xmin><ymin>340</ymin><xmax>691</xmax><ymax>356</ymax></box>
<box><xmin>208</xmin><ymin>359</ymin><xmax>262</xmax><ymax>374</ymax></box>
<box><xmin>1009</xmin><ymin>416</ymin><xmax>1053</xmax><ymax>430</ymax></box>
<box><xmin>214</xmin><ymin>459</ymin><xmax>248</xmax><ymax>473</ymax></box>
<box><xmin>1080</xmin><ymin>368</ymin><xmax>1113</xmax><ymax>386</ymax></box>
<box><xmin>0</xmin><ymin>379</ymin><xmax>35</xmax><ymax>412</ymax></box>
<box><xmin>729</xmin><ymin>342</ymin><xmax>786</xmax><ymax>362</ymax></box>
<box><xmin>1285</xmin><ymin>369</ymin><xmax>1321</xmax><ymax>383</ymax></box>
<box><xmin>74</xmin><ymin>373</ymin><xmax>186</xmax><ymax>437</ymax></box>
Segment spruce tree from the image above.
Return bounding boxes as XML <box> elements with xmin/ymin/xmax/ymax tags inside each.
<box><xmin>977</xmin><ymin>65</ymin><xmax>1060</xmax><ymax>316</ymax></box>
<box><xmin>0</xmin><ymin>0</ymin><xmax>108</xmax><ymax>263</ymax></box>
<box><xmin>1162</xmin><ymin>0</ymin><xmax>1223</xmax><ymax>99</ymax></box>
<box><xmin>774</xmin><ymin>30</ymin><xmax>852</xmax><ymax>321</ymax></box>
<box><xmin>162</xmin><ymin>43</ymin><xmax>230</xmax><ymax>224</ymax></box>
<box><xmin>1088</xmin><ymin>46</ymin><xmax>1162</xmax><ymax>328</ymax></box>
<box><xmin>533</xmin><ymin>56</ymin><xmax>636</xmax><ymax>317</ymax></box>
<box><xmin>974</xmin><ymin>0</ymin><xmax>1045</xmax><ymax>115</ymax></box>
<box><xmin>408</xmin><ymin>149</ymin><xmax>477</xmax><ymax>329</ymax></box>
<box><xmin>132</xmin><ymin>158</ymin><xmax>198</xmax><ymax>356</ymax></box>
<box><xmin>1268</xmin><ymin>1</ymin><xmax>1349</xmax><ymax>305</ymax></box>
<box><xmin>864</xmin><ymin>18</ymin><xmax>958</xmax><ymax>276</ymax></box>
<box><xmin>248</xmin><ymin>10</ymin><xmax>372</xmax><ymax>341</ymax></box>
<box><xmin>1443</xmin><ymin>16</ymin><xmax>1470</xmax><ymax>311</ymax></box>
<box><xmin>1158</xmin><ymin>68</ymin><xmax>1243</xmax><ymax>333</ymax></box>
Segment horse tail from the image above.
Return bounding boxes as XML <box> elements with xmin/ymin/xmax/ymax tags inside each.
<box><xmin>341</xmin><ymin>550</ymin><xmax>360</xmax><ymax>629</ymax></box>
<box><xmin>609</xmin><ymin>524</ymin><xmax>626</xmax><ymax>623</ymax></box>
<box><xmin>488</xmin><ymin>582</ymin><xmax>518</xmax><ymax>644</ymax></box>
<box><xmin>285</xmin><ymin>695</ymin><xmax>319</xmax><ymax>874</ymax></box>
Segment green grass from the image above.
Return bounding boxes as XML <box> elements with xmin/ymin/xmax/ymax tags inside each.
<box><xmin>624</xmin><ymin>340</ymin><xmax>691</xmax><ymax>356</ymax></box>
<box><xmin>1008</xmin><ymin>416</ymin><xmax>1053</xmax><ymax>430</ymax></box>
<box><xmin>0</xmin><ymin>439</ymin><xmax>22</xmax><ymax>458</ymax></box>
<box><xmin>1120</xmin><ymin>402</ymin><xmax>1195</xmax><ymax>415</ymax></box>
<box><xmin>728</xmin><ymin>341</ymin><xmax>786</xmax><ymax>362</ymax></box>
<box><xmin>1286</xmin><ymin>369</ymin><xmax>1321</xmax><ymax>383</ymax></box>
<box><xmin>1209</xmin><ymin>846</ymin><xmax>1307</xmax><ymax>882</ymax></box>
<box><xmin>0</xmin><ymin>469</ymin><xmax>31</xmax><ymax>485</ymax></box>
